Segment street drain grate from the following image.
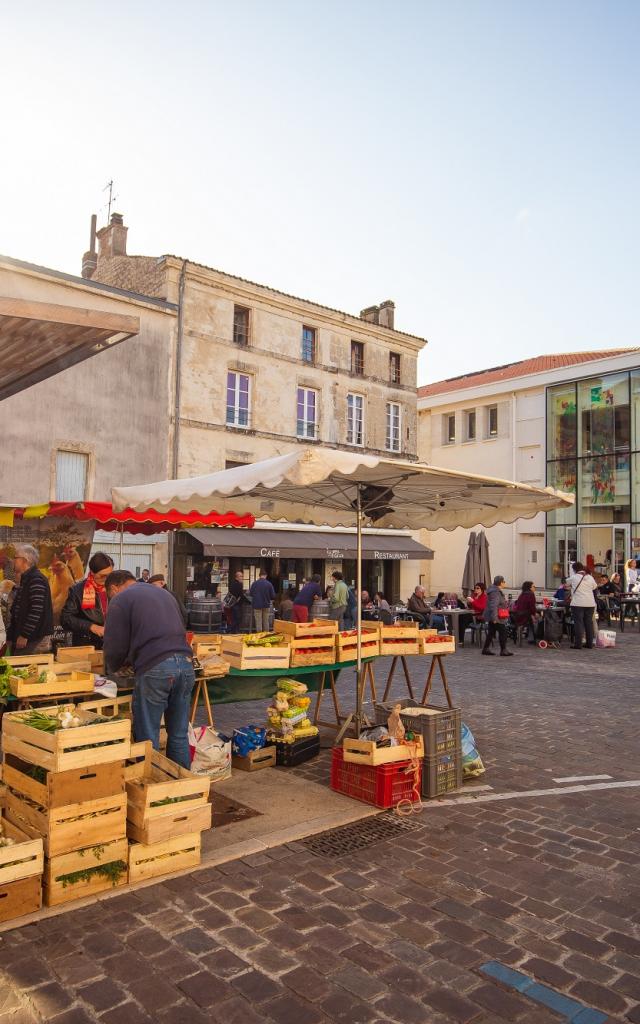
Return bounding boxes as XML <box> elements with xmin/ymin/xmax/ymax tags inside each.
<box><xmin>302</xmin><ymin>812</ymin><xmax>426</xmax><ymax>857</ymax></box>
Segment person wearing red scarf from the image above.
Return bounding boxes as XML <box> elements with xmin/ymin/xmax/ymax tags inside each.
<box><xmin>61</xmin><ymin>552</ymin><xmax>114</xmax><ymax>648</ymax></box>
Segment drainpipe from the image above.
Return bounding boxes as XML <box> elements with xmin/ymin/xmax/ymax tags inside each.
<box><xmin>511</xmin><ymin>391</ymin><xmax>517</xmax><ymax>587</ymax></box>
<box><xmin>168</xmin><ymin>260</ymin><xmax>188</xmax><ymax>589</ymax></box>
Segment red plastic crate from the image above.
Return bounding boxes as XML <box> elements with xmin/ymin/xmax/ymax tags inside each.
<box><xmin>330</xmin><ymin>747</ymin><xmax>421</xmax><ymax>809</ymax></box>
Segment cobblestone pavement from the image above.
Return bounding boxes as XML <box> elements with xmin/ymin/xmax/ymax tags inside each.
<box><xmin>2</xmin><ymin>631</ymin><xmax>640</xmax><ymax>1023</ymax></box>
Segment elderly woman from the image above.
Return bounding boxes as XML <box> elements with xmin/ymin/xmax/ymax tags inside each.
<box><xmin>7</xmin><ymin>544</ymin><xmax>54</xmax><ymax>654</ymax></box>
<box><xmin>61</xmin><ymin>552</ymin><xmax>114</xmax><ymax>648</ymax></box>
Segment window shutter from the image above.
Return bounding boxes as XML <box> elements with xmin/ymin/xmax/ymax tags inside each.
<box><xmin>55</xmin><ymin>451</ymin><xmax>88</xmax><ymax>501</ymax></box>
<box><xmin>497</xmin><ymin>401</ymin><xmax>511</xmax><ymax>438</ymax></box>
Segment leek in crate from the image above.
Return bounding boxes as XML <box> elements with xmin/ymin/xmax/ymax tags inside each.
<box><xmin>2</xmin><ymin>705</ymin><xmax>131</xmax><ymax>772</ymax></box>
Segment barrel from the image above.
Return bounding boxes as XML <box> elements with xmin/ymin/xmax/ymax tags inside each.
<box><xmin>187</xmin><ymin>598</ymin><xmax>222</xmax><ymax>633</ymax></box>
<box><xmin>313</xmin><ymin>600</ymin><xmax>330</xmax><ymax>619</ymax></box>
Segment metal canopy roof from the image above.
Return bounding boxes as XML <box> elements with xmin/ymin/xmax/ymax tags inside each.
<box><xmin>0</xmin><ymin>296</ymin><xmax>139</xmax><ymax>400</ymax></box>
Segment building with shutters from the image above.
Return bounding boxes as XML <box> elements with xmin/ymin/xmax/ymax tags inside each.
<box><xmin>80</xmin><ymin>213</ymin><xmax>429</xmax><ymax>602</ymax></box>
<box><xmin>416</xmin><ymin>348</ymin><xmax>640</xmax><ymax>595</ymax></box>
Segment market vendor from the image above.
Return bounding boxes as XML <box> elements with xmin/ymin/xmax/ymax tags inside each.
<box><xmin>292</xmin><ymin>573</ymin><xmax>322</xmax><ymax>623</ymax></box>
<box><xmin>61</xmin><ymin>552</ymin><xmax>114</xmax><ymax>648</ymax></box>
<box><xmin>103</xmin><ymin>569</ymin><xmax>194</xmax><ymax>768</ymax></box>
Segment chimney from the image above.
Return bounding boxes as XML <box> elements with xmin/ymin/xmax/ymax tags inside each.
<box><xmin>96</xmin><ymin>212</ymin><xmax>128</xmax><ymax>259</ymax></box>
<box><xmin>81</xmin><ymin>214</ymin><xmax>98</xmax><ymax>279</ymax></box>
<box><xmin>378</xmin><ymin>300</ymin><xmax>395</xmax><ymax>330</ymax></box>
<box><xmin>360</xmin><ymin>305</ymin><xmax>380</xmax><ymax>324</ymax></box>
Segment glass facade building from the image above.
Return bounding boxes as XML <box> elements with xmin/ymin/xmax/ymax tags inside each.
<box><xmin>546</xmin><ymin>370</ymin><xmax>640</xmax><ymax>586</ymax></box>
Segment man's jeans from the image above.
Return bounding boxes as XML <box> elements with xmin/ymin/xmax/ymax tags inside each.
<box><xmin>253</xmin><ymin>608</ymin><xmax>270</xmax><ymax>632</ymax></box>
<box><xmin>133</xmin><ymin>654</ymin><xmax>195</xmax><ymax>768</ymax></box>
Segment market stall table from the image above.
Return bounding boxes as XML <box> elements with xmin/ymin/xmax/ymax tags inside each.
<box><xmin>380</xmin><ymin>653</ymin><xmax>455</xmax><ymax>709</ymax></box>
<box><xmin>619</xmin><ymin>597</ymin><xmax>640</xmax><ymax>632</ymax></box>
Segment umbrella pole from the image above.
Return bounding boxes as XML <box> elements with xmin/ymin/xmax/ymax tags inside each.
<box><xmin>355</xmin><ymin>486</ymin><xmax>363</xmax><ymax>738</ymax></box>
<box><xmin>119</xmin><ymin>524</ymin><xmax>124</xmax><ymax>569</ymax></box>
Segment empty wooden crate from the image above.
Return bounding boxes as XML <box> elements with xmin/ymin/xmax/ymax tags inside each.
<box><xmin>2</xmin><ymin>753</ymin><xmax>124</xmax><ymax>809</ymax></box>
<box><xmin>128</xmin><ymin>832</ymin><xmax>202</xmax><ymax>884</ymax></box>
<box><xmin>5</xmin><ymin>789</ymin><xmax>127</xmax><ymax>858</ymax></box>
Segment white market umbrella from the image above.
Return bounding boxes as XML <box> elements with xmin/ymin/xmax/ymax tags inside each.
<box><xmin>113</xmin><ymin>448</ymin><xmax>573</xmax><ymax>734</ymax></box>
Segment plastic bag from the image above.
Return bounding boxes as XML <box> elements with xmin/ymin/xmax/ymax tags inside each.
<box><xmin>188</xmin><ymin>724</ymin><xmax>232</xmax><ymax>781</ymax></box>
<box><xmin>232</xmin><ymin>725</ymin><xmax>266</xmax><ymax>758</ymax></box>
<box><xmin>461</xmin><ymin>722</ymin><xmax>485</xmax><ymax>778</ymax></box>
<box><xmin>596</xmin><ymin>629</ymin><xmax>616</xmax><ymax>648</ymax></box>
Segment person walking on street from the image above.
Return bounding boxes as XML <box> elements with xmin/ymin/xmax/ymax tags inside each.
<box><xmin>104</xmin><ymin>570</ymin><xmax>195</xmax><ymax>768</ymax></box>
<box><xmin>7</xmin><ymin>545</ymin><xmax>53</xmax><ymax>654</ymax></box>
<box><xmin>329</xmin><ymin>571</ymin><xmax>349</xmax><ymax>628</ymax></box>
<box><xmin>568</xmin><ymin>561</ymin><xmax>598</xmax><ymax>650</ymax></box>
<box><xmin>482</xmin><ymin>575</ymin><xmax>513</xmax><ymax>657</ymax></box>
<box><xmin>292</xmin><ymin>574</ymin><xmax>322</xmax><ymax>623</ymax></box>
<box><xmin>228</xmin><ymin>570</ymin><xmax>249</xmax><ymax>633</ymax></box>
<box><xmin>249</xmin><ymin>570</ymin><xmax>276</xmax><ymax>632</ymax></box>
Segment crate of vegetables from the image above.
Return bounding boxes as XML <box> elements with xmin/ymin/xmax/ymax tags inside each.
<box><xmin>274</xmin><ymin>619</ymin><xmax>338</xmax><ymax>639</ymax></box>
<box><xmin>5</xmin><ymin>788</ymin><xmax>127</xmax><ymax>858</ymax></box>
<box><xmin>44</xmin><ymin>837</ymin><xmax>128</xmax><ymax>907</ymax></box>
<box><xmin>419</xmin><ymin>634</ymin><xmax>456</xmax><ymax>655</ymax></box>
<box><xmin>124</xmin><ymin>741</ymin><xmax>210</xmax><ymax>828</ymax></box>
<box><xmin>129</xmin><ymin>831</ymin><xmax>202</xmax><ymax>884</ymax></box>
<box><xmin>221</xmin><ymin>633</ymin><xmax>290</xmax><ymax>671</ymax></box>
<box><xmin>8</xmin><ymin>667</ymin><xmax>95</xmax><ymax>699</ymax></box>
<box><xmin>376</xmin><ymin>622</ymin><xmax>420</xmax><ymax>656</ymax></box>
<box><xmin>2</xmin><ymin>705</ymin><xmax>131</xmax><ymax>773</ymax></box>
<box><xmin>289</xmin><ymin>633</ymin><xmax>336</xmax><ymax>667</ymax></box>
<box><xmin>0</xmin><ymin>814</ymin><xmax>44</xmax><ymax>886</ymax></box>
<box><xmin>335</xmin><ymin>629</ymin><xmax>380</xmax><ymax>662</ymax></box>
<box><xmin>2</xmin><ymin>752</ymin><xmax>124</xmax><ymax>810</ymax></box>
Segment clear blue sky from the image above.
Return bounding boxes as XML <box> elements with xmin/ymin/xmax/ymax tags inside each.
<box><xmin>1</xmin><ymin>0</ymin><xmax>638</xmax><ymax>383</ymax></box>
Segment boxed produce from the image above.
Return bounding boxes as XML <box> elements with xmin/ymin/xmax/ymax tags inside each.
<box><xmin>124</xmin><ymin>742</ymin><xmax>210</xmax><ymax>827</ymax></box>
<box><xmin>221</xmin><ymin>633</ymin><xmax>290</xmax><ymax>671</ymax></box>
<box><xmin>2</xmin><ymin>705</ymin><xmax>131</xmax><ymax>772</ymax></box>
<box><xmin>0</xmin><ymin>814</ymin><xmax>44</xmax><ymax>886</ymax></box>
<box><xmin>370</xmin><ymin>622</ymin><xmax>420</xmax><ymax>657</ymax></box>
<box><xmin>266</xmin><ymin>679</ymin><xmax>319</xmax><ymax>754</ymax></box>
<box><xmin>5</xmin><ymin>788</ymin><xmax>127</xmax><ymax>858</ymax></box>
<box><xmin>419</xmin><ymin>634</ymin><xmax>456</xmax><ymax>655</ymax></box>
<box><xmin>335</xmin><ymin>629</ymin><xmax>380</xmax><ymax>662</ymax></box>
<box><xmin>8</xmin><ymin>667</ymin><xmax>95</xmax><ymax>699</ymax></box>
<box><xmin>128</xmin><ymin>831</ymin><xmax>202</xmax><ymax>884</ymax></box>
<box><xmin>44</xmin><ymin>837</ymin><xmax>128</xmax><ymax>907</ymax></box>
<box><xmin>289</xmin><ymin>633</ymin><xmax>335</xmax><ymax>667</ymax></box>
<box><xmin>2</xmin><ymin>753</ymin><xmax>124</xmax><ymax>809</ymax></box>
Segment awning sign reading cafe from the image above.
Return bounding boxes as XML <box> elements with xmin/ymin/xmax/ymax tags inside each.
<box><xmin>188</xmin><ymin>528</ymin><xmax>433</xmax><ymax>562</ymax></box>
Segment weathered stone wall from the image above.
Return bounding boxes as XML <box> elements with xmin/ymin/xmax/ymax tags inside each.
<box><xmin>92</xmin><ymin>256</ymin><xmax>166</xmax><ymax>299</ymax></box>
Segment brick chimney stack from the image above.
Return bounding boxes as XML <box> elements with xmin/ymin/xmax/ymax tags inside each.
<box><xmin>96</xmin><ymin>212</ymin><xmax>128</xmax><ymax>259</ymax></box>
<box><xmin>360</xmin><ymin>301</ymin><xmax>395</xmax><ymax>329</ymax></box>
<box><xmin>81</xmin><ymin>214</ymin><xmax>98</xmax><ymax>279</ymax></box>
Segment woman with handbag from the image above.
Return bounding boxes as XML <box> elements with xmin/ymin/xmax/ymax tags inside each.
<box><xmin>482</xmin><ymin>575</ymin><xmax>513</xmax><ymax>656</ymax></box>
<box><xmin>568</xmin><ymin>561</ymin><xmax>598</xmax><ymax>649</ymax></box>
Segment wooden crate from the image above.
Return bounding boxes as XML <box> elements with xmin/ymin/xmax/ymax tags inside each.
<box><xmin>221</xmin><ymin>634</ymin><xmax>290</xmax><ymax>671</ymax></box>
<box><xmin>0</xmin><ymin>874</ymin><xmax>42</xmax><ymax>924</ymax></box>
<box><xmin>79</xmin><ymin>695</ymin><xmax>133</xmax><ymax>719</ymax></box>
<box><xmin>335</xmin><ymin>631</ymin><xmax>380</xmax><ymax>663</ymax></box>
<box><xmin>2</xmin><ymin>707</ymin><xmax>131</xmax><ymax>772</ymax></box>
<box><xmin>124</xmin><ymin>742</ymin><xmax>210</xmax><ymax>827</ymax></box>
<box><xmin>4</xmin><ymin>654</ymin><xmax>54</xmax><ymax>669</ymax></box>
<box><xmin>289</xmin><ymin>634</ymin><xmax>336</xmax><ymax>667</ymax></box>
<box><xmin>49</xmin><ymin>662</ymin><xmax>92</xmax><ymax>675</ymax></box>
<box><xmin>419</xmin><ymin>635</ymin><xmax>456</xmax><ymax>655</ymax></box>
<box><xmin>342</xmin><ymin>735</ymin><xmax>424</xmax><ymax>766</ymax></box>
<box><xmin>0</xmin><ymin>815</ymin><xmax>44</xmax><ymax>885</ymax></box>
<box><xmin>377</xmin><ymin>623</ymin><xmax>421</xmax><ymax>657</ymax></box>
<box><xmin>127</xmin><ymin>801</ymin><xmax>212</xmax><ymax>846</ymax></box>
<box><xmin>232</xmin><ymin>746</ymin><xmax>276</xmax><ymax>772</ymax></box>
<box><xmin>5</xmin><ymin>789</ymin><xmax>127</xmax><ymax>858</ymax></box>
<box><xmin>191</xmin><ymin>635</ymin><xmax>222</xmax><ymax>657</ymax></box>
<box><xmin>88</xmin><ymin>651</ymin><xmax>104</xmax><ymax>671</ymax></box>
<box><xmin>56</xmin><ymin>646</ymin><xmax>95</xmax><ymax>663</ymax></box>
<box><xmin>44</xmin><ymin>838</ymin><xmax>128</xmax><ymax>907</ymax></box>
<box><xmin>274</xmin><ymin>619</ymin><xmax>338</xmax><ymax>639</ymax></box>
<box><xmin>129</xmin><ymin>832</ymin><xmax>201</xmax><ymax>884</ymax></box>
<box><xmin>9</xmin><ymin>670</ymin><xmax>95</xmax><ymax>699</ymax></box>
<box><xmin>2</xmin><ymin>753</ymin><xmax>124</xmax><ymax>809</ymax></box>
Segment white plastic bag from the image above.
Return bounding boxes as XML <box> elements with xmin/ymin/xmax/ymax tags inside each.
<box><xmin>596</xmin><ymin>629</ymin><xmax>616</xmax><ymax>648</ymax></box>
<box><xmin>188</xmin><ymin>724</ymin><xmax>232</xmax><ymax>781</ymax></box>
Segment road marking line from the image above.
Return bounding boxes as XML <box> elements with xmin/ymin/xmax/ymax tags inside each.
<box><xmin>552</xmin><ymin>774</ymin><xmax>612</xmax><ymax>783</ymax></box>
<box><xmin>422</xmin><ymin>779</ymin><xmax>640</xmax><ymax>807</ymax></box>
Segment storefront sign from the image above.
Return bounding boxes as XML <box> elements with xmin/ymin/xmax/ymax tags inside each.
<box><xmin>260</xmin><ymin>548</ymin><xmax>280</xmax><ymax>557</ymax></box>
<box><xmin>325</xmin><ymin>548</ymin><xmax>345</xmax><ymax>559</ymax></box>
<box><xmin>374</xmin><ymin>550</ymin><xmax>409</xmax><ymax>560</ymax></box>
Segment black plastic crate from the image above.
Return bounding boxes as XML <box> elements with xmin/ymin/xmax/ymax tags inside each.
<box><xmin>275</xmin><ymin>735</ymin><xmax>321</xmax><ymax>767</ymax></box>
<box><xmin>374</xmin><ymin>699</ymin><xmax>461</xmax><ymax>756</ymax></box>
<box><xmin>423</xmin><ymin>749</ymin><xmax>462</xmax><ymax>798</ymax></box>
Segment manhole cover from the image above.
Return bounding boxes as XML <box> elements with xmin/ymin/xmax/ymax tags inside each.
<box><xmin>302</xmin><ymin>812</ymin><xmax>426</xmax><ymax>857</ymax></box>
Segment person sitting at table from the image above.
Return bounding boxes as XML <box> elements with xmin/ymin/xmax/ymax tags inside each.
<box><xmin>599</xmin><ymin>573</ymin><xmax>622</xmax><ymax>618</ymax></box>
<box><xmin>511</xmin><ymin>581</ymin><xmax>542</xmax><ymax>643</ymax></box>
<box><xmin>360</xmin><ymin>590</ymin><xmax>378</xmax><ymax>622</ymax></box>
<box><xmin>374</xmin><ymin>591</ymin><xmax>391</xmax><ymax>614</ymax></box>
<box><xmin>441</xmin><ymin>592</ymin><xmax>470</xmax><ymax>645</ymax></box>
<box><xmin>407</xmin><ymin>585</ymin><xmax>431</xmax><ymax>628</ymax></box>
<box><xmin>594</xmin><ymin>575</ymin><xmax>613</xmax><ymax>627</ymax></box>
<box><xmin>467</xmin><ymin>582</ymin><xmax>487</xmax><ymax>619</ymax></box>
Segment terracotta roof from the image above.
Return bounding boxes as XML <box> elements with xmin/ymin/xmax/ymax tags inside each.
<box><xmin>418</xmin><ymin>349</ymin><xmax>640</xmax><ymax>399</ymax></box>
<box><xmin>161</xmin><ymin>255</ymin><xmax>427</xmax><ymax>343</ymax></box>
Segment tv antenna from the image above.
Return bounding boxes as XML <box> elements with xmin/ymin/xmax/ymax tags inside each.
<box><xmin>102</xmin><ymin>179</ymin><xmax>118</xmax><ymax>222</ymax></box>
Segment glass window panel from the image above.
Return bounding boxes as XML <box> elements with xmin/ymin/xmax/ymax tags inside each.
<box><xmin>631</xmin><ymin>455</ymin><xmax>640</xmax><ymax>521</ymax></box>
<box><xmin>546</xmin><ymin>526</ymin><xmax>576</xmax><ymax>588</ymax></box>
<box><xmin>546</xmin><ymin>459</ymin><xmax>577</xmax><ymax>524</ymax></box>
<box><xmin>630</xmin><ymin>371</ymin><xmax>640</xmax><ymax>451</ymax></box>
<box><xmin>578</xmin><ymin>453</ymin><xmax>629</xmax><ymax>523</ymax></box>
<box><xmin>547</xmin><ymin>383</ymin><xmax>577</xmax><ymax>459</ymax></box>
<box><xmin>301</xmin><ymin>327</ymin><xmax>316</xmax><ymax>362</ymax></box>
<box><xmin>577</xmin><ymin>372</ymin><xmax>629</xmax><ymax>456</ymax></box>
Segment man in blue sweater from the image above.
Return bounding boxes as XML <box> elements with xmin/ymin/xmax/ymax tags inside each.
<box><xmin>104</xmin><ymin>570</ymin><xmax>194</xmax><ymax>768</ymax></box>
<box><xmin>249</xmin><ymin>570</ymin><xmax>276</xmax><ymax>632</ymax></box>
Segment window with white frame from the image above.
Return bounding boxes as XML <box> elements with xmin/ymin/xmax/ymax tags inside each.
<box><xmin>297</xmin><ymin>387</ymin><xmax>317</xmax><ymax>439</ymax></box>
<box><xmin>488</xmin><ymin>404</ymin><xmax>498</xmax><ymax>437</ymax></box>
<box><xmin>226</xmin><ymin>371</ymin><xmax>251</xmax><ymax>428</ymax></box>
<box><xmin>386</xmin><ymin>402</ymin><xmax>401</xmax><ymax>452</ymax></box>
<box><xmin>445</xmin><ymin>413</ymin><xmax>456</xmax><ymax>444</ymax></box>
<box><xmin>347</xmin><ymin>393</ymin><xmax>364</xmax><ymax>446</ymax></box>
<box><xmin>55</xmin><ymin>450</ymin><xmax>89</xmax><ymax>501</ymax></box>
<box><xmin>466</xmin><ymin>409</ymin><xmax>476</xmax><ymax>441</ymax></box>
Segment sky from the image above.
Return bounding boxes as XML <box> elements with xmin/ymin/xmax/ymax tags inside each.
<box><xmin>1</xmin><ymin>0</ymin><xmax>639</xmax><ymax>384</ymax></box>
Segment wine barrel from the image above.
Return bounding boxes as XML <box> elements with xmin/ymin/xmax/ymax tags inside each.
<box><xmin>187</xmin><ymin>598</ymin><xmax>222</xmax><ymax>633</ymax></box>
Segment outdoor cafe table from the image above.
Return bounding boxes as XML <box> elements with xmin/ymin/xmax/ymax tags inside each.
<box><xmin>619</xmin><ymin>596</ymin><xmax>640</xmax><ymax>632</ymax></box>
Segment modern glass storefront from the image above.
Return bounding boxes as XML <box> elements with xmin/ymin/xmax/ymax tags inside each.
<box><xmin>546</xmin><ymin>370</ymin><xmax>640</xmax><ymax>586</ymax></box>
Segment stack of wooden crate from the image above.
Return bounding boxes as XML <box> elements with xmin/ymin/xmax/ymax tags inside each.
<box><xmin>124</xmin><ymin>742</ymin><xmax>212</xmax><ymax>883</ymax></box>
<box><xmin>274</xmin><ymin>619</ymin><xmax>338</xmax><ymax>666</ymax></box>
<box><xmin>5</xmin><ymin>653</ymin><xmax>95</xmax><ymax>701</ymax></box>
<box><xmin>0</xmin><ymin>814</ymin><xmax>44</xmax><ymax>924</ymax></box>
<box><xmin>2</xmin><ymin>706</ymin><xmax>131</xmax><ymax>908</ymax></box>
